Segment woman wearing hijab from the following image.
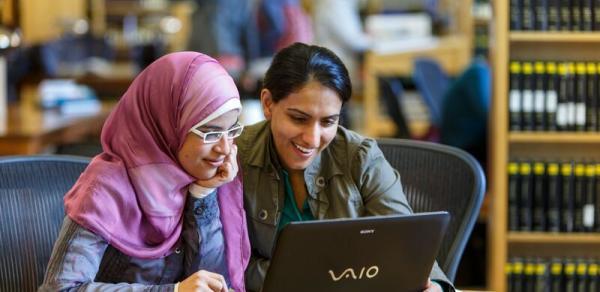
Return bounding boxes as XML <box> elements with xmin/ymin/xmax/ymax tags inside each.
<box><xmin>39</xmin><ymin>52</ymin><xmax>250</xmax><ymax>292</ymax></box>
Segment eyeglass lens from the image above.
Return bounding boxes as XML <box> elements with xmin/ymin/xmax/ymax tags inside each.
<box><xmin>204</xmin><ymin>125</ymin><xmax>242</xmax><ymax>142</ymax></box>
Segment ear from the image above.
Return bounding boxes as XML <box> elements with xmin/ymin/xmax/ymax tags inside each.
<box><xmin>260</xmin><ymin>89</ymin><xmax>274</xmax><ymax>120</ymax></box>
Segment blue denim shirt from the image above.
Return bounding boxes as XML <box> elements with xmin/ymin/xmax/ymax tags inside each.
<box><xmin>39</xmin><ymin>191</ymin><xmax>228</xmax><ymax>291</ymax></box>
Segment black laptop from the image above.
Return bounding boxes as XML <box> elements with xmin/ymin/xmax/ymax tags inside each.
<box><xmin>262</xmin><ymin>211</ymin><xmax>450</xmax><ymax>292</ymax></box>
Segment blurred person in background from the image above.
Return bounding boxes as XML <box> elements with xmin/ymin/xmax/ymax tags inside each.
<box><xmin>188</xmin><ymin>0</ymin><xmax>260</xmax><ymax>80</ymax></box>
<box><xmin>312</xmin><ymin>0</ymin><xmax>371</xmax><ymax>128</ymax></box>
<box><xmin>257</xmin><ymin>0</ymin><xmax>313</xmax><ymax>57</ymax></box>
<box><xmin>312</xmin><ymin>0</ymin><xmax>371</xmax><ymax>89</ymax></box>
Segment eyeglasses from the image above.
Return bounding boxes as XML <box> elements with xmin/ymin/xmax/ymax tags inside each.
<box><xmin>190</xmin><ymin>123</ymin><xmax>244</xmax><ymax>143</ymax></box>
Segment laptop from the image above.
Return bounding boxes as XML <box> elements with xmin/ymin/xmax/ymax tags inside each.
<box><xmin>262</xmin><ymin>211</ymin><xmax>450</xmax><ymax>292</ymax></box>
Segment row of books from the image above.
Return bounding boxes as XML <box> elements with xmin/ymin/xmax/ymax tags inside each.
<box><xmin>508</xmin><ymin>160</ymin><xmax>600</xmax><ymax>232</ymax></box>
<box><xmin>510</xmin><ymin>0</ymin><xmax>600</xmax><ymax>31</ymax></box>
<box><xmin>509</xmin><ymin>61</ymin><xmax>600</xmax><ymax>132</ymax></box>
<box><xmin>506</xmin><ymin>257</ymin><xmax>599</xmax><ymax>292</ymax></box>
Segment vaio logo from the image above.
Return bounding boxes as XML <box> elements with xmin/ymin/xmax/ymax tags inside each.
<box><xmin>328</xmin><ymin>266</ymin><xmax>379</xmax><ymax>281</ymax></box>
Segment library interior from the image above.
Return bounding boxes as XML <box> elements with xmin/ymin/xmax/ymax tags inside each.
<box><xmin>1</xmin><ymin>0</ymin><xmax>600</xmax><ymax>291</ymax></box>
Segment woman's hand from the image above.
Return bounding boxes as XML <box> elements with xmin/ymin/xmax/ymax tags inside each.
<box><xmin>423</xmin><ymin>278</ymin><xmax>443</xmax><ymax>292</ymax></box>
<box><xmin>195</xmin><ymin>144</ymin><xmax>238</xmax><ymax>189</ymax></box>
<box><xmin>178</xmin><ymin>270</ymin><xmax>228</xmax><ymax>292</ymax></box>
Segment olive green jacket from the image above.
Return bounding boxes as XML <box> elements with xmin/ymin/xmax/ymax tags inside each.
<box><xmin>237</xmin><ymin>121</ymin><xmax>453</xmax><ymax>291</ymax></box>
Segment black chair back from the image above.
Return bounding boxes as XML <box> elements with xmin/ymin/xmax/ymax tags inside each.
<box><xmin>377</xmin><ymin>138</ymin><xmax>485</xmax><ymax>281</ymax></box>
<box><xmin>0</xmin><ymin>155</ymin><xmax>89</xmax><ymax>292</ymax></box>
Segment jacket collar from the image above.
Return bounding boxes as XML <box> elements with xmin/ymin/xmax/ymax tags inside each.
<box><xmin>247</xmin><ymin>121</ymin><xmax>345</xmax><ymax>191</ymax></box>
<box><xmin>244</xmin><ymin>121</ymin><xmax>279</xmax><ymax>178</ymax></box>
<box><xmin>304</xmin><ymin>141</ymin><xmax>344</xmax><ymax>200</ymax></box>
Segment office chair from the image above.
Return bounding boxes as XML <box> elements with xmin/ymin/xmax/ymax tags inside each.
<box><xmin>376</xmin><ymin>138</ymin><xmax>485</xmax><ymax>281</ymax></box>
<box><xmin>0</xmin><ymin>155</ymin><xmax>90</xmax><ymax>292</ymax></box>
<box><xmin>412</xmin><ymin>58</ymin><xmax>450</xmax><ymax>127</ymax></box>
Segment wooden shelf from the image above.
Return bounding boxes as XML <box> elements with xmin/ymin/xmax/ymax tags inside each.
<box><xmin>509</xmin><ymin>132</ymin><xmax>600</xmax><ymax>143</ymax></box>
<box><xmin>474</xmin><ymin>17</ymin><xmax>490</xmax><ymax>26</ymax></box>
<box><xmin>489</xmin><ymin>0</ymin><xmax>600</xmax><ymax>289</ymax></box>
<box><xmin>105</xmin><ymin>2</ymin><xmax>168</xmax><ymax>17</ymax></box>
<box><xmin>509</xmin><ymin>32</ymin><xmax>600</xmax><ymax>42</ymax></box>
<box><xmin>508</xmin><ymin>232</ymin><xmax>600</xmax><ymax>244</ymax></box>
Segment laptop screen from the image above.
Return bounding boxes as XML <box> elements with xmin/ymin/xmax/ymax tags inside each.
<box><xmin>262</xmin><ymin>211</ymin><xmax>450</xmax><ymax>292</ymax></box>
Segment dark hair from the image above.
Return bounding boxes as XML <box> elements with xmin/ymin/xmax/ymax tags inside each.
<box><xmin>262</xmin><ymin>43</ymin><xmax>352</xmax><ymax>103</ymax></box>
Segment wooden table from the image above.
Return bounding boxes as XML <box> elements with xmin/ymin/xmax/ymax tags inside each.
<box><xmin>0</xmin><ymin>101</ymin><xmax>115</xmax><ymax>155</ymax></box>
<box><xmin>362</xmin><ymin>35</ymin><xmax>472</xmax><ymax>137</ymax></box>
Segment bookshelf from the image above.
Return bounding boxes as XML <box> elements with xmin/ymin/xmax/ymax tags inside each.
<box><xmin>509</xmin><ymin>32</ymin><xmax>600</xmax><ymax>42</ymax></box>
<box><xmin>488</xmin><ymin>2</ymin><xmax>600</xmax><ymax>292</ymax></box>
<box><xmin>507</xmin><ymin>232</ymin><xmax>600</xmax><ymax>244</ymax></box>
<box><xmin>509</xmin><ymin>133</ymin><xmax>600</xmax><ymax>143</ymax></box>
<box><xmin>96</xmin><ymin>0</ymin><xmax>193</xmax><ymax>58</ymax></box>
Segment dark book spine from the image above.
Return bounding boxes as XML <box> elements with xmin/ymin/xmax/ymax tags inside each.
<box><xmin>569</xmin><ymin>0</ymin><xmax>577</xmax><ymax>29</ymax></box>
<box><xmin>575</xmin><ymin>63</ymin><xmax>587</xmax><ymax>131</ymax></box>
<box><xmin>523</xmin><ymin>62</ymin><xmax>536</xmax><ymax>131</ymax></box>
<box><xmin>533</xmin><ymin>162</ymin><xmax>548</xmax><ymax>230</ymax></box>
<box><xmin>592</xmin><ymin>0</ymin><xmax>600</xmax><ymax>31</ymax></box>
<box><xmin>525</xmin><ymin>0</ymin><xmax>536</xmax><ymax>29</ymax></box>
<box><xmin>567</xmin><ymin>63</ymin><xmax>577</xmax><ymax>131</ymax></box>
<box><xmin>560</xmin><ymin>0</ymin><xmax>573</xmax><ymax>30</ymax></box>
<box><xmin>573</xmin><ymin>0</ymin><xmax>583</xmax><ymax>29</ymax></box>
<box><xmin>583</xmin><ymin>164</ymin><xmax>596</xmax><ymax>231</ymax></box>
<box><xmin>550</xmin><ymin>259</ymin><xmax>564</xmax><ymax>292</ymax></box>
<box><xmin>547</xmin><ymin>162</ymin><xmax>562</xmax><ymax>231</ymax></box>
<box><xmin>506</xmin><ymin>260</ymin><xmax>514</xmax><ymax>291</ymax></box>
<box><xmin>583</xmin><ymin>0</ymin><xmax>594</xmax><ymax>29</ymax></box>
<box><xmin>595</xmin><ymin>164</ymin><xmax>600</xmax><ymax>232</ymax></box>
<box><xmin>538</xmin><ymin>0</ymin><xmax>550</xmax><ymax>29</ymax></box>
<box><xmin>595</xmin><ymin>63</ymin><xmax>600</xmax><ymax>131</ymax></box>
<box><xmin>546</xmin><ymin>62</ymin><xmax>559</xmax><ymax>131</ymax></box>
<box><xmin>533</xmin><ymin>0</ymin><xmax>541</xmax><ymax>29</ymax></box>
<box><xmin>549</xmin><ymin>0</ymin><xmax>561</xmax><ymax>29</ymax></box>
<box><xmin>573</xmin><ymin>163</ymin><xmax>586</xmax><ymax>231</ymax></box>
<box><xmin>569</xmin><ymin>63</ymin><xmax>578</xmax><ymax>130</ymax></box>
<box><xmin>520</xmin><ymin>162</ymin><xmax>534</xmax><ymax>231</ymax></box>
<box><xmin>525</xmin><ymin>260</ymin><xmax>537</xmax><ymax>291</ymax></box>
<box><xmin>535</xmin><ymin>62</ymin><xmax>547</xmax><ymax>131</ymax></box>
<box><xmin>562</xmin><ymin>162</ymin><xmax>575</xmax><ymax>232</ymax></box>
<box><xmin>512</xmin><ymin>0</ymin><xmax>524</xmax><ymax>29</ymax></box>
<box><xmin>586</xmin><ymin>63</ymin><xmax>598</xmax><ymax>131</ymax></box>
<box><xmin>557</xmin><ymin>63</ymin><xmax>570</xmax><ymax>131</ymax></box>
<box><xmin>588</xmin><ymin>261</ymin><xmax>598</xmax><ymax>291</ymax></box>
<box><xmin>565</xmin><ymin>260</ymin><xmax>576</xmax><ymax>292</ymax></box>
<box><xmin>576</xmin><ymin>261</ymin><xmax>588</xmax><ymax>292</ymax></box>
<box><xmin>535</xmin><ymin>260</ymin><xmax>550</xmax><ymax>292</ymax></box>
<box><xmin>509</xmin><ymin>161</ymin><xmax>521</xmax><ymax>231</ymax></box>
<box><xmin>510</xmin><ymin>62</ymin><xmax>524</xmax><ymax>131</ymax></box>
<box><xmin>514</xmin><ymin>259</ymin><xmax>525</xmax><ymax>292</ymax></box>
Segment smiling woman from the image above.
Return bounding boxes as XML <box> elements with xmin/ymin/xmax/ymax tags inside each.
<box><xmin>237</xmin><ymin>43</ymin><xmax>454</xmax><ymax>292</ymax></box>
<box><xmin>39</xmin><ymin>52</ymin><xmax>250</xmax><ymax>292</ymax></box>
<box><xmin>262</xmin><ymin>80</ymin><xmax>341</xmax><ymax>171</ymax></box>
<box><xmin>179</xmin><ymin>104</ymin><xmax>241</xmax><ymax>181</ymax></box>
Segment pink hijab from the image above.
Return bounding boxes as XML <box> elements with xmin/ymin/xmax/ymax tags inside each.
<box><xmin>64</xmin><ymin>52</ymin><xmax>249</xmax><ymax>290</ymax></box>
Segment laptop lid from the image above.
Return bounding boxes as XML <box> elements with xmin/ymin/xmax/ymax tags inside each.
<box><xmin>262</xmin><ymin>211</ymin><xmax>450</xmax><ymax>292</ymax></box>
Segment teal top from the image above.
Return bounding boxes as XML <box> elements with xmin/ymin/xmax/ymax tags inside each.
<box><xmin>277</xmin><ymin>170</ymin><xmax>315</xmax><ymax>231</ymax></box>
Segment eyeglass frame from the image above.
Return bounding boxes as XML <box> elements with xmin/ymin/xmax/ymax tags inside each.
<box><xmin>189</xmin><ymin>123</ymin><xmax>244</xmax><ymax>144</ymax></box>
